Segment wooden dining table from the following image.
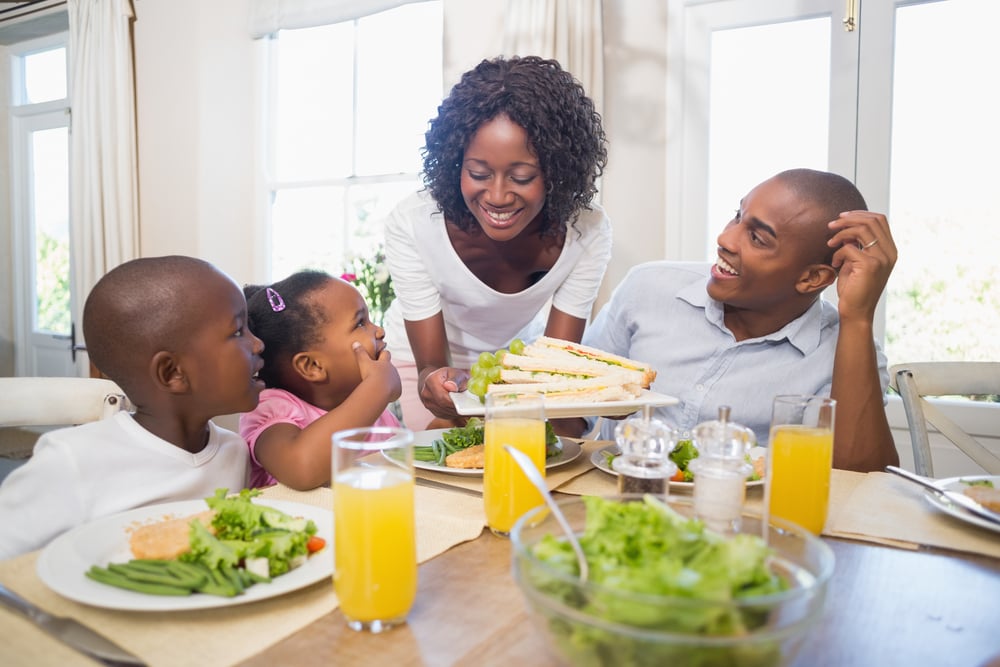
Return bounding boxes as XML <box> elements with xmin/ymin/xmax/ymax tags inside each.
<box><xmin>241</xmin><ymin>501</ymin><xmax>1000</xmax><ymax>667</ymax></box>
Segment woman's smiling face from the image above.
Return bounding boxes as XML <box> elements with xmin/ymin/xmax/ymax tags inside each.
<box><xmin>459</xmin><ymin>114</ymin><xmax>547</xmax><ymax>241</ymax></box>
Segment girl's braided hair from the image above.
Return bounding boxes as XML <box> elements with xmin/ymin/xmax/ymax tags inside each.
<box><xmin>244</xmin><ymin>270</ymin><xmax>332</xmax><ymax>388</ymax></box>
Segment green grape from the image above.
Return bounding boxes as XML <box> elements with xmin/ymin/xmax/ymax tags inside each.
<box><xmin>509</xmin><ymin>338</ymin><xmax>525</xmax><ymax>355</ymax></box>
<box><xmin>478</xmin><ymin>351</ymin><xmax>496</xmax><ymax>367</ymax></box>
<box><xmin>487</xmin><ymin>365</ymin><xmax>502</xmax><ymax>383</ymax></box>
<box><xmin>470</xmin><ymin>361</ymin><xmax>484</xmax><ymax>378</ymax></box>
<box><xmin>495</xmin><ymin>349</ymin><xmax>507</xmax><ymax>365</ymax></box>
<box><xmin>468</xmin><ymin>376</ymin><xmax>489</xmax><ymax>399</ymax></box>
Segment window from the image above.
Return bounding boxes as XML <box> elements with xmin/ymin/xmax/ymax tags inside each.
<box><xmin>882</xmin><ymin>1</ymin><xmax>1000</xmax><ymax>364</ymax></box>
<box><xmin>262</xmin><ymin>1</ymin><xmax>443</xmax><ymax>281</ymax></box>
<box><xmin>8</xmin><ymin>33</ymin><xmax>76</xmax><ymax>377</ymax></box>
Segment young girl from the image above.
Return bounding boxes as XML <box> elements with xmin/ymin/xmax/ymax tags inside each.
<box><xmin>240</xmin><ymin>270</ymin><xmax>402</xmax><ymax>490</ymax></box>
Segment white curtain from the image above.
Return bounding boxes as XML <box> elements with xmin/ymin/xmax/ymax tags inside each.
<box><xmin>67</xmin><ymin>0</ymin><xmax>140</xmax><ymax>374</ymax></box>
<box><xmin>502</xmin><ymin>0</ymin><xmax>605</xmax><ymax>115</ymax></box>
<box><xmin>248</xmin><ymin>0</ymin><xmax>425</xmax><ymax>38</ymax></box>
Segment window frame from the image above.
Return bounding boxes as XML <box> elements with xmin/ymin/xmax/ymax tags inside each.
<box><xmin>7</xmin><ymin>31</ymin><xmax>74</xmax><ymax>377</ymax></box>
<box><xmin>257</xmin><ymin>3</ymin><xmax>441</xmax><ymax>281</ymax></box>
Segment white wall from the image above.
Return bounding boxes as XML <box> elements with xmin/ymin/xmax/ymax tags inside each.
<box><xmin>134</xmin><ymin>0</ymin><xmax>259</xmax><ymax>284</ymax></box>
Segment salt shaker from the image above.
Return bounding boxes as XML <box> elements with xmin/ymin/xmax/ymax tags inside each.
<box><xmin>688</xmin><ymin>406</ymin><xmax>755</xmax><ymax>533</ymax></box>
<box><xmin>613</xmin><ymin>413</ymin><xmax>679</xmax><ymax>498</ymax></box>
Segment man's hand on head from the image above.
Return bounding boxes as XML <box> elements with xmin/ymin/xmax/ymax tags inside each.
<box><xmin>827</xmin><ymin>210</ymin><xmax>897</xmax><ymax>323</ymax></box>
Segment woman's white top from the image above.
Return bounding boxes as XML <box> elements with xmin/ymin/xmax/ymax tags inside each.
<box><xmin>383</xmin><ymin>190</ymin><xmax>612</xmax><ymax>367</ymax></box>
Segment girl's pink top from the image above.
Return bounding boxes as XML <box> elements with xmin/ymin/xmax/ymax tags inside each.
<box><xmin>239</xmin><ymin>387</ymin><xmax>401</xmax><ymax>488</ymax></box>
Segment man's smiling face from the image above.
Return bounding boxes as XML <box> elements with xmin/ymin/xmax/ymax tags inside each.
<box><xmin>707</xmin><ymin>175</ymin><xmax>830</xmax><ymax>312</ymax></box>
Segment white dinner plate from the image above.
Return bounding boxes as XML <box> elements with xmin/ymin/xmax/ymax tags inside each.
<box><xmin>590</xmin><ymin>444</ymin><xmax>767</xmax><ymax>491</ymax></box>
<box><xmin>450</xmin><ymin>388</ymin><xmax>679</xmax><ymax>418</ymax></box>
<box><xmin>410</xmin><ymin>429</ymin><xmax>583</xmax><ymax>477</ymax></box>
<box><xmin>36</xmin><ymin>498</ymin><xmax>333</xmax><ymax>612</ymax></box>
<box><xmin>922</xmin><ymin>474</ymin><xmax>1000</xmax><ymax>535</ymax></box>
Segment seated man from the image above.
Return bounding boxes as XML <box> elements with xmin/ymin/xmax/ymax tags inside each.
<box><xmin>581</xmin><ymin>168</ymin><xmax>898</xmax><ymax>472</ymax></box>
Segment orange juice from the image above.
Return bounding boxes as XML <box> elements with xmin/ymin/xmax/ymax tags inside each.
<box><xmin>483</xmin><ymin>417</ymin><xmax>546</xmax><ymax>535</ymax></box>
<box><xmin>767</xmin><ymin>425</ymin><xmax>833</xmax><ymax>534</ymax></box>
<box><xmin>333</xmin><ymin>467</ymin><xmax>416</xmax><ymax>623</ymax></box>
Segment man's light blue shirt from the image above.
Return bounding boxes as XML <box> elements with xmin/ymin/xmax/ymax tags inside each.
<box><xmin>582</xmin><ymin>261</ymin><xmax>888</xmax><ymax>445</ymax></box>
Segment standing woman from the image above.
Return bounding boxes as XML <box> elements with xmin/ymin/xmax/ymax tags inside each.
<box><xmin>383</xmin><ymin>55</ymin><xmax>611</xmax><ymax>430</ymax></box>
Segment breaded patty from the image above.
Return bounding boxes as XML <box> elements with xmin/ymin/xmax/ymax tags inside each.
<box><xmin>964</xmin><ymin>485</ymin><xmax>1000</xmax><ymax>513</ymax></box>
<box><xmin>128</xmin><ymin>510</ymin><xmax>216</xmax><ymax>560</ymax></box>
<box><xmin>446</xmin><ymin>444</ymin><xmax>485</xmax><ymax>469</ymax></box>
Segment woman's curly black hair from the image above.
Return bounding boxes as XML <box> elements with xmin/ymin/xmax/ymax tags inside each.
<box><xmin>244</xmin><ymin>270</ymin><xmax>333</xmax><ymax>389</ymax></box>
<box><xmin>422</xmin><ymin>55</ymin><xmax>607</xmax><ymax>237</ymax></box>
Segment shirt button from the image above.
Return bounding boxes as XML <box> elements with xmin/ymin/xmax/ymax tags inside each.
<box><xmin>695</xmin><ymin>384</ymin><xmax>705</xmax><ymax>392</ymax></box>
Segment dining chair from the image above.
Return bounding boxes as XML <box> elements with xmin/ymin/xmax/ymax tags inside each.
<box><xmin>889</xmin><ymin>362</ymin><xmax>1000</xmax><ymax>477</ymax></box>
<box><xmin>0</xmin><ymin>377</ymin><xmax>130</xmax><ymax>428</ymax></box>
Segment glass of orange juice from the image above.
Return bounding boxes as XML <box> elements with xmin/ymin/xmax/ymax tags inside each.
<box><xmin>766</xmin><ymin>395</ymin><xmax>836</xmax><ymax>535</ymax></box>
<box><xmin>332</xmin><ymin>426</ymin><xmax>416</xmax><ymax>632</ymax></box>
<box><xmin>483</xmin><ymin>392</ymin><xmax>546</xmax><ymax>536</ymax></box>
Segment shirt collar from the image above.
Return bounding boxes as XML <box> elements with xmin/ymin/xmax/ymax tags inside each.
<box><xmin>677</xmin><ymin>278</ymin><xmax>825</xmax><ymax>355</ymax></box>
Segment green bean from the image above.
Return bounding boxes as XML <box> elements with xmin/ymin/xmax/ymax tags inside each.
<box><xmin>220</xmin><ymin>564</ymin><xmax>245</xmax><ymax>594</ymax></box>
<box><xmin>198</xmin><ymin>565</ymin><xmax>240</xmax><ymax>597</ymax></box>
<box><xmin>165</xmin><ymin>561</ymin><xmax>209</xmax><ymax>587</ymax></box>
<box><xmin>107</xmin><ymin>563</ymin><xmax>194</xmax><ymax>588</ymax></box>
<box><xmin>86</xmin><ymin>566</ymin><xmax>192</xmax><ymax>596</ymax></box>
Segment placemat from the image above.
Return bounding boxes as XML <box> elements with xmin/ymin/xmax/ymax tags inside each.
<box><xmin>826</xmin><ymin>471</ymin><xmax>1000</xmax><ymax>558</ymax></box>
<box><xmin>0</xmin><ymin>483</ymin><xmax>486</xmax><ymax>667</ymax></box>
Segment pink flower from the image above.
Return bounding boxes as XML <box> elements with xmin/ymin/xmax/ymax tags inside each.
<box><xmin>340</xmin><ymin>272</ymin><xmax>357</xmax><ymax>282</ymax></box>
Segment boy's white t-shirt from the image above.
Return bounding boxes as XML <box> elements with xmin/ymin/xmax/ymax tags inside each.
<box><xmin>383</xmin><ymin>190</ymin><xmax>613</xmax><ymax>367</ymax></box>
<box><xmin>0</xmin><ymin>411</ymin><xmax>250</xmax><ymax>560</ymax></box>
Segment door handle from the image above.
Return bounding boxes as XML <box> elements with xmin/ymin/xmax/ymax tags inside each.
<box><xmin>69</xmin><ymin>322</ymin><xmax>86</xmax><ymax>362</ymax></box>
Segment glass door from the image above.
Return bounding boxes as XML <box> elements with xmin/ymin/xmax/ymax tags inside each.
<box><xmin>9</xmin><ymin>35</ymin><xmax>78</xmax><ymax>377</ymax></box>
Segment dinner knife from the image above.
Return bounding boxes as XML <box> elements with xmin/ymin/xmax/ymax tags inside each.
<box><xmin>0</xmin><ymin>582</ymin><xmax>145</xmax><ymax>666</ymax></box>
<box><xmin>885</xmin><ymin>465</ymin><xmax>1000</xmax><ymax>527</ymax></box>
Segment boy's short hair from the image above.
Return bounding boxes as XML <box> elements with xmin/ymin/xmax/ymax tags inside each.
<box><xmin>83</xmin><ymin>256</ymin><xmax>219</xmax><ymax>396</ymax></box>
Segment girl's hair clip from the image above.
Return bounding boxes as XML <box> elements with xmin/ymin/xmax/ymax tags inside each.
<box><xmin>266</xmin><ymin>287</ymin><xmax>286</xmax><ymax>312</ymax></box>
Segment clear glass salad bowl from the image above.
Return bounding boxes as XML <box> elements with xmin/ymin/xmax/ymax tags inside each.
<box><xmin>510</xmin><ymin>495</ymin><xmax>834</xmax><ymax>667</ymax></box>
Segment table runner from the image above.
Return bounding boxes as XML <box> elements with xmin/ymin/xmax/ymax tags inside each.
<box><xmin>0</xmin><ymin>484</ymin><xmax>486</xmax><ymax>667</ymax></box>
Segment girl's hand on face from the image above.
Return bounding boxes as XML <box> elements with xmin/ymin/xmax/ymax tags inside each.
<box><xmin>353</xmin><ymin>342</ymin><xmax>402</xmax><ymax>400</ymax></box>
<box><xmin>418</xmin><ymin>366</ymin><xmax>470</xmax><ymax>420</ymax></box>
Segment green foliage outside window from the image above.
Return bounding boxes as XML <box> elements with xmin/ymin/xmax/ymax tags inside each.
<box><xmin>341</xmin><ymin>245</ymin><xmax>395</xmax><ymax>328</ymax></box>
<box><xmin>36</xmin><ymin>231</ymin><xmax>70</xmax><ymax>334</ymax></box>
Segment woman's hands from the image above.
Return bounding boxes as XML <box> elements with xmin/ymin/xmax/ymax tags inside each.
<box><xmin>418</xmin><ymin>365</ymin><xmax>470</xmax><ymax>421</ymax></box>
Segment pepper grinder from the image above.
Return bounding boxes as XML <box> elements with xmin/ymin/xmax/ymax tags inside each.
<box><xmin>688</xmin><ymin>406</ymin><xmax>755</xmax><ymax>533</ymax></box>
<box><xmin>613</xmin><ymin>409</ymin><xmax>679</xmax><ymax>499</ymax></box>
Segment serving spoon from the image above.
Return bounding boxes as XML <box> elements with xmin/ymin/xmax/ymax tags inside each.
<box><xmin>504</xmin><ymin>445</ymin><xmax>589</xmax><ymax>582</ymax></box>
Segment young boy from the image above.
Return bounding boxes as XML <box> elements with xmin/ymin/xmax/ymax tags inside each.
<box><xmin>0</xmin><ymin>256</ymin><xmax>265</xmax><ymax>559</ymax></box>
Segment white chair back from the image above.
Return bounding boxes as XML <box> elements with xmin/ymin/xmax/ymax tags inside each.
<box><xmin>889</xmin><ymin>362</ymin><xmax>1000</xmax><ymax>477</ymax></box>
<box><xmin>0</xmin><ymin>377</ymin><xmax>130</xmax><ymax>428</ymax></box>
